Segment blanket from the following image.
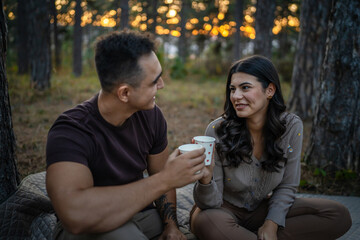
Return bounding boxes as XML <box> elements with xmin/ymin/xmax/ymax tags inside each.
<box><xmin>0</xmin><ymin>172</ymin><xmax>197</xmax><ymax>239</ymax></box>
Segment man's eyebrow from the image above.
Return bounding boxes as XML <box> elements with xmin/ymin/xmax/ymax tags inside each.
<box><xmin>152</xmin><ymin>71</ymin><xmax>163</xmax><ymax>84</ymax></box>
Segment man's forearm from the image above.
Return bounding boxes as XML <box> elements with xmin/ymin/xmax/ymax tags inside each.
<box><xmin>47</xmin><ymin>164</ymin><xmax>172</xmax><ymax>235</ymax></box>
<box><xmin>155</xmin><ymin>189</ymin><xmax>179</xmax><ymax>227</ymax></box>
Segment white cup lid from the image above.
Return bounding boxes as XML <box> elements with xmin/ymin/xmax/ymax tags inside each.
<box><xmin>193</xmin><ymin>136</ymin><xmax>216</xmax><ymax>143</ymax></box>
<box><xmin>178</xmin><ymin>144</ymin><xmax>204</xmax><ymax>152</ymax></box>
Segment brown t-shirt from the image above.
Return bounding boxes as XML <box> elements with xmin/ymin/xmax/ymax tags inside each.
<box><xmin>46</xmin><ymin>94</ymin><xmax>168</xmax><ymax>187</ymax></box>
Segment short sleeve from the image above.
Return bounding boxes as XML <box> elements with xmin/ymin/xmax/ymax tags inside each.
<box><xmin>46</xmin><ymin>123</ymin><xmax>95</xmax><ymax>168</ymax></box>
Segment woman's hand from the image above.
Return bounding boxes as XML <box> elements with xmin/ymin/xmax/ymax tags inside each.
<box><xmin>257</xmin><ymin>220</ymin><xmax>278</xmax><ymax>240</ymax></box>
<box><xmin>198</xmin><ymin>149</ymin><xmax>215</xmax><ymax>185</ymax></box>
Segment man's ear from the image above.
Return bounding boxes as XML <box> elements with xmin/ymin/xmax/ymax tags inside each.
<box><xmin>266</xmin><ymin>83</ymin><xmax>276</xmax><ymax>99</ymax></box>
<box><xmin>116</xmin><ymin>84</ymin><xmax>130</xmax><ymax>103</ymax></box>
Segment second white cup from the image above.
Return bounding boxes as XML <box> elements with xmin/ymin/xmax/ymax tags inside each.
<box><xmin>192</xmin><ymin>136</ymin><xmax>216</xmax><ymax>166</ymax></box>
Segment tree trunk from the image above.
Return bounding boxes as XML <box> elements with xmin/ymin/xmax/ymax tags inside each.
<box><xmin>73</xmin><ymin>0</ymin><xmax>82</xmax><ymax>77</ymax></box>
<box><xmin>287</xmin><ymin>0</ymin><xmax>332</xmax><ymax>120</ymax></box>
<box><xmin>305</xmin><ymin>0</ymin><xmax>360</xmax><ymax>173</ymax></box>
<box><xmin>0</xmin><ymin>0</ymin><xmax>20</xmax><ymax>203</ymax></box>
<box><xmin>17</xmin><ymin>0</ymin><xmax>29</xmax><ymax>74</ymax></box>
<box><xmin>276</xmin><ymin>0</ymin><xmax>291</xmax><ymax>59</ymax></box>
<box><xmin>253</xmin><ymin>0</ymin><xmax>275</xmax><ymax>59</ymax></box>
<box><xmin>51</xmin><ymin>0</ymin><xmax>61</xmax><ymax>70</ymax></box>
<box><xmin>119</xmin><ymin>0</ymin><xmax>129</xmax><ymax>30</ymax></box>
<box><xmin>178</xmin><ymin>0</ymin><xmax>190</xmax><ymax>63</ymax></box>
<box><xmin>233</xmin><ymin>0</ymin><xmax>244</xmax><ymax>61</ymax></box>
<box><xmin>147</xmin><ymin>0</ymin><xmax>158</xmax><ymax>35</ymax></box>
<box><xmin>28</xmin><ymin>0</ymin><xmax>51</xmax><ymax>90</ymax></box>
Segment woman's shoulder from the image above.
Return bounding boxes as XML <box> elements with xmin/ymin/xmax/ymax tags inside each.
<box><xmin>281</xmin><ymin>112</ymin><xmax>303</xmax><ymax>128</ymax></box>
<box><xmin>280</xmin><ymin>112</ymin><xmax>303</xmax><ymax>139</ymax></box>
<box><xmin>205</xmin><ymin>117</ymin><xmax>224</xmax><ymax>137</ymax></box>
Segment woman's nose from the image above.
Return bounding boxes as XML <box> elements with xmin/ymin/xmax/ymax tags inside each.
<box><xmin>233</xmin><ymin>89</ymin><xmax>243</xmax><ymax>99</ymax></box>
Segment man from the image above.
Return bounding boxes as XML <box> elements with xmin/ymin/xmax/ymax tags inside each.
<box><xmin>46</xmin><ymin>30</ymin><xmax>205</xmax><ymax>240</ymax></box>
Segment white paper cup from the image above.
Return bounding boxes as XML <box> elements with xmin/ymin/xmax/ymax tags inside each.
<box><xmin>192</xmin><ymin>136</ymin><xmax>216</xmax><ymax>166</ymax></box>
<box><xmin>178</xmin><ymin>144</ymin><xmax>204</xmax><ymax>174</ymax></box>
<box><xmin>178</xmin><ymin>144</ymin><xmax>204</xmax><ymax>154</ymax></box>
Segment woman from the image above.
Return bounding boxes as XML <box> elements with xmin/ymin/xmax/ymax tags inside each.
<box><xmin>190</xmin><ymin>55</ymin><xmax>351</xmax><ymax>240</ymax></box>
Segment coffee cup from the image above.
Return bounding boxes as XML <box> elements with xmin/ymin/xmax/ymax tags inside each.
<box><xmin>178</xmin><ymin>144</ymin><xmax>204</xmax><ymax>154</ymax></box>
<box><xmin>192</xmin><ymin>136</ymin><xmax>216</xmax><ymax>166</ymax></box>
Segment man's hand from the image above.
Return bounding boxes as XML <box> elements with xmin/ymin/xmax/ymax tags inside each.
<box><xmin>149</xmin><ymin>148</ymin><xmax>204</xmax><ymax>240</ymax></box>
<box><xmin>257</xmin><ymin>220</ymin><xmax>278</xmax><ymax>240</ymax></box>
<box><xmin>158</xmin><ymin>224</ymin><xmax>186</xmax><ymax>240</ymax></box>
<box><xmin>161</xmin><ymin>148</ymin><xmax>206</xmax><ymax>189</ymax></box>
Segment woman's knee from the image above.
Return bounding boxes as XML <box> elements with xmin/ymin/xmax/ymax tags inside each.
<box><xmin>192</xmin><ymin>209</ymin><xmax>237</xmax><ymax>240</ymax></box>
<box><xmin>192</xmin><ymin>209</ymin><xmax>215</xmax><ymax>236</ymax></box>
<box><xmin>319</xmin><ymin>199</ymin><xmax>352</xmax><ymax>238</ymax></box>
<box><xmin>332</xmin><ymin>201</ymin><xmax>352</xmax><ymax>233</ymax></box>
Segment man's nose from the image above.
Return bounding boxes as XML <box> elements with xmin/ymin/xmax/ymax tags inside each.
<box><xmin>157</xmin><ymin>77</ymin><xmax>164</xmax><ymax>89</ymax></box>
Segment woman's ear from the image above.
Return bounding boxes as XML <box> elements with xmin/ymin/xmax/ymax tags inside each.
<box><xmin>116</xmin><ymin>84</ymin><xmax>130</xmax><ymax>103</ymax></box>
<box><xmin>266</xmin><ymin>83</ymin><xmax>276</xmax><ymax>99</ymax></box>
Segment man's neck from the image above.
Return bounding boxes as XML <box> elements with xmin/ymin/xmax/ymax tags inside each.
<box><xmin>97</xmin><ymin>90</ymin><xmax>134</xmax><ymax>127</ymax></box>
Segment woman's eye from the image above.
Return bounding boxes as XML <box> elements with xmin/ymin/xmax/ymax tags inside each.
<box><xmin>242</xmin><ymin>86</ymin><xmax>250</xmax><ymax>90</ymax></box>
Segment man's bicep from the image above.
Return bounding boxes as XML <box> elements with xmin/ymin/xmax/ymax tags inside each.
<box><xmin>46</xmin><ymin>162</ymin><xmax>93</xmax><ymax>214</ymax></box>
<box><xmin>147</xmin><ymin>146</ymin><xmax>169</xmax><ymax>175</ymax></box>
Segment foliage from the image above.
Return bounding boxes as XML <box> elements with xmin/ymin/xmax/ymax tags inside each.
<box><xmin>170</xmin><ymin>57</ymin><xmax>187</xmax><ymax>79</ymax></box>
<box><xmin>300</xmin><ymin>164</ymin><xmax>360</xmax><ymax>196</ymax></box>
<box><xmin>273</xmin><ymin>52</ymin><xmax>296</xmax><ymax>83</ymax></box>
<box><xmin>200</xmin><ymin>40</ymin><xmax>232</xmax><ymax>76</ymax></box>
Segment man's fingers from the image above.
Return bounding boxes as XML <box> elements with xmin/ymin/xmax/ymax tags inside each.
<box><xmin>169</xmin><ymin>148</ymin><xmax>180</xmax><ymax>159</ymax></box>
<box><xmin>192</xmin><ymin>161</ymin><xmax>205</xmax><ymax>174</ymax></box>
<box><xmin>181</xmin><ymin>148</ymin><xmax>205</xmax><ymax>158</ymax></box>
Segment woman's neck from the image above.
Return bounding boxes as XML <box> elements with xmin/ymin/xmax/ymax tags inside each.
<box><xmin>246</xmin><ymin>116</ymin><xmax>266</xmax><ymax>136</ymax></box>
<box><xmin>246</xmin><ymin>117</ymin><xmax>266</xmax><ymax>160</ymax></box>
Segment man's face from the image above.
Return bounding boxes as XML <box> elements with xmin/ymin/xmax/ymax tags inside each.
<box><xmin>128</xmin><ymin>51</ymin><xmax>164</xmax><ymax>111</ymax></box>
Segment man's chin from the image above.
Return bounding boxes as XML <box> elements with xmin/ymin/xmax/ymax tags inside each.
<box><xmin>144</xmin><ymin>102</ymin><xmax>156</xmax><ymax>110</ymax></box>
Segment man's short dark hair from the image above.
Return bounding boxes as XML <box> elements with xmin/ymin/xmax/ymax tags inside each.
<box><xmin>94</xmin><ymin>30</ymin><xmax>156</xmax><ymax>92</ymax></box>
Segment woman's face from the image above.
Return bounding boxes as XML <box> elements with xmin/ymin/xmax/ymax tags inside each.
<box><xmin>229</xmin><ymin>72</ymin><xmax>274</xmax><ymax>121</ymax></box>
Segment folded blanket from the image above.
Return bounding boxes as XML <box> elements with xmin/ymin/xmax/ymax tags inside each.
<box><xmin>0</xmin><ymin>172</ymin><xmax>197</xmax><ymax>239</ymax></box>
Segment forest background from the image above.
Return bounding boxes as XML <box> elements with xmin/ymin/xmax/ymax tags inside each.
<box><xmin>1</xmin><ymin>0</ymin><xmax>359</xmax><ymax>199</ymax></box>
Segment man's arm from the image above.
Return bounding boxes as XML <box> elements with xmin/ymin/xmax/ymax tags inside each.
<box><xmin>148</xmin><ymin>147</ymin><xmax>183</xmax><ymax>238</ymax></box>
<box><xmin>46</xmin><ymin>148</ymin><xmax>205</xmax><ymax>235</ymax></box>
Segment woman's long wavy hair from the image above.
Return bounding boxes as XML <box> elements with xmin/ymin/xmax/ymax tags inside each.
<box><xmin>216</xmin><ymin>55</ymin><xmax>287</xmax><ymax>172</ymax></box>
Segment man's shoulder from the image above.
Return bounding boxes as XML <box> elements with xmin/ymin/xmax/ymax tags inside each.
<box><xmin>50</xmin><ymin>96</ymin><xmax>97</xmax><ymax>132</ymax></box>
